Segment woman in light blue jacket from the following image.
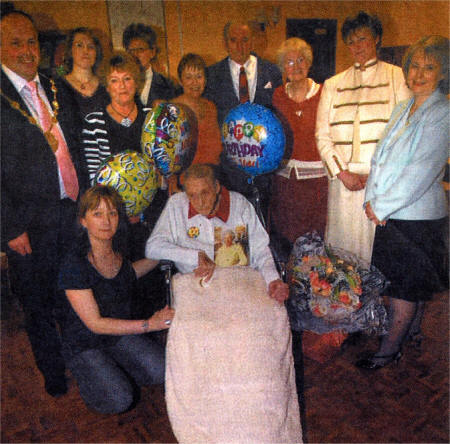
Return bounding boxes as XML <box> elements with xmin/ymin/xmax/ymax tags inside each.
<box><xmin>357</xmin><ymin>36</ymin><xmax>449</xmax><ymax>369</ymax></box>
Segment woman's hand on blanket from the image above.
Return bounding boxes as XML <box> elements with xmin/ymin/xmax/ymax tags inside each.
<box><xmin>268</xmin><ymin>279</ymin><xmax>289</xmax><ymax>304</ymax></box>
<box><xmin>194</xmin><ymin>250</ymin><xmax>216</xmax><ymax>283</ymax></box>
<box><xmin>149</xmin><ymin>305</ymin><xmax>175</xmax><ymax>330</ymax></box>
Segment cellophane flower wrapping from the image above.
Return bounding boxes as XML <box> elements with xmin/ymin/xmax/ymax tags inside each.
<box><xmin>287</xmin><ymin>232</ymin><xmax>388</xmax><ymax>335</ymax></box>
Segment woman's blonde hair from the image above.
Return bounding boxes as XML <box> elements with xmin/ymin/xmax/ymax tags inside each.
<box><xmin>276</xmin><ymin>38</ymin><xmax>313</xmax><ymax>73</ymax></box>
<box><xmin>402</xmin><ymin>35</ymin><xmax>449</xmax><ymax>95</ymax></box>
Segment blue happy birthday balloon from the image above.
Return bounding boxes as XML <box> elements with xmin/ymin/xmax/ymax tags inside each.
<box><xmin>222</xmin><ymin>103</ymin><xmax>285</xmax><ymax>177</ymax></box>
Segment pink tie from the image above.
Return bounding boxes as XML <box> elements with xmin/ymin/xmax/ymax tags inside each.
<box><xmin>27</xmin><ymin>81</ymin><xmax>79</xmax><ymax>201</ymax></box>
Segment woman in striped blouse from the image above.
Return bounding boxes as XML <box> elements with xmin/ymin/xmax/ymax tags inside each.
<box><xmin>82</xmin><ymin>50</ymin><xmax>150</xmax><ymax>184</ymax></box>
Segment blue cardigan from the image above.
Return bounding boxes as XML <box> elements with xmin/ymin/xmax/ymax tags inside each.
<box><xmin>365</xmin><ymin>89</ymin><xmax>449</xmax><ymax>221</ymax></box>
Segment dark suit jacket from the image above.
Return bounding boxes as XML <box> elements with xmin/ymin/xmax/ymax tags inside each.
<box><xmin>203</xmin><ymin>56</ymin><xmax>282</xmax><ymax>222</ymax></box>
<box><xmin>204</xmin><ymin>56</ymin><xmax>282</xmax><ymax>126</ymax></box>
<box><xmin>1</xmin><ymin>70</ymin><xmax>89</xmax><ymax>247</ymax></box>
<box><xmin>144</xmin><ymin>71</ymin><xmax>180</xmax><ymax>107</ymax></box>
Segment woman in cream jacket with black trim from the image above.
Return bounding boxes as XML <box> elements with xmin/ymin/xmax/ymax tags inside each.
<box><xmin>316</xmin><ymin>11</ymin><xmax>410</xmax><ymax>262</ymax></box>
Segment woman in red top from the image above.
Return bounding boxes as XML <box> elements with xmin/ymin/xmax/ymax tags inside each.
<box><xmin>174</xmin><ymin>53</ymin><xmax>222</xmax><ymax>166</ymax></box>
<box><xmin>271</xmin><ymin>38</ymin><xmax>327</xmax><ymax>245</ymax></box>
<box><xmin>156</xmin><ymin>54</ymin><xmax>222</xmax><ymax>193</ymax></box>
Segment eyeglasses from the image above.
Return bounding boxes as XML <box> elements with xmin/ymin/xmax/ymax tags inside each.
<box><xmin>285</xmin><ymin>57</ymin><xmax>306</xmax><ymax>67</ymax></box>
<box><xmin>128</xmin><ymin>47</ymin><xmax>152</xmax><ymax>55</ymax></box>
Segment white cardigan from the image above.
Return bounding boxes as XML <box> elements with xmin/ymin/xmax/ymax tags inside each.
<box><xmin>146</xmin><ymin>190</ymin><xmax>280</xmax><ymax>286</ymax></box>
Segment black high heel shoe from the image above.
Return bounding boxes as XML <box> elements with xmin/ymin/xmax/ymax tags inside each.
<box><xmin>355</xmin><ymin>351</ymin><xmax>402</xmax><ymax>370</ymax></box>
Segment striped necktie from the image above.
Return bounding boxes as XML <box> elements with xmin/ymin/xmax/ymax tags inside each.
<box><xmin>239</xmin><ymin>66</ymin><xmax>249</xmax><ymax>103</ymax></box>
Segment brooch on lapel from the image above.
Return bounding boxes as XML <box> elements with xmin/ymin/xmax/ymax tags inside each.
<box><xmin>187</xmin><ymin>226</ymin><xmax>200</xmax><ymax>238</ymax></box>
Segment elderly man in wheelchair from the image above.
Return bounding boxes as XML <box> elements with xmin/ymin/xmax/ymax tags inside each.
<box><xmin>146</xmin><ymin>163</ymin><xmax>288</xmax><ymax>300</ymax></box>
<box><xmin>146</xmin><ymin>163</ymin><xmax>302</xmax><ymax>443</ymax></box>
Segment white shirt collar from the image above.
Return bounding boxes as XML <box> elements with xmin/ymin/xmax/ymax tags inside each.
<box><xmin>145</xmin><ymin>66</ymin><xmax>153</xmax><ymax>79</ymax></box>
<box><xmin>2</xmin><ymin>64</ymin><xmax>40</xmax><ymax>93</ymax></box>
<box><xmin>285</xmin><ymin>78</ymin><xmax>320</xmax><ymax>101</ymax></box>
<box><xmin>228</xmin><ymin>54</ymin><xmax>257</xmax><ymax>73</ymax></box>
<box><xmin>354</xmin><ymin>58</ymin><xmax>377</xmax><ymax>71</ymax></box>
<box><xmin>140</xmin><ymin>66</ymin><xmax>154</xmax><ymax>105</ymax></box>
<box><xmin>306</xmin><ymin>79</ymin><xmax>320</xmax><ymax>99</ymax></box>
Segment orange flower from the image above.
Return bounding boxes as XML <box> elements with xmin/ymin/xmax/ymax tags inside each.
<box><xmin>338</xmin><ymin>291</ymin><xmax>351</xmax><ymax>305</ymax></box>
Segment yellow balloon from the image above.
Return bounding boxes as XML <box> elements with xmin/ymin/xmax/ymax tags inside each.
<box><xmin>95</xmin><ymin>150</ymin><xmax>158</xmax><ymax>217</ymax></box>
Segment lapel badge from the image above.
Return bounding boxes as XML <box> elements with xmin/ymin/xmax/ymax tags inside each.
<box><xmin>187</xmin><ymin>226</ymin><xmax>200</xmax><ymax>238</ymax></box>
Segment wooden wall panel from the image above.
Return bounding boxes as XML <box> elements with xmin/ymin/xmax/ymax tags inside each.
<box><xmin>164</xmin><ymin>1</ymin><xmax>449</xmax><ymax>76</ymax></box>
<box><xmin>12</xmin><ymin>0</ymin><xmax>111</xmax><ymax>42</ymax></box>
<box><xmin>9</xmin><ymin>1</ymin><xmax>450</xmax><ymax>81</ymax></box>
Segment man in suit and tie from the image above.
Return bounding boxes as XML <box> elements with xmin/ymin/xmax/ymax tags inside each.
<box><xmin>205</xmin><ymin>21</ymin><xmax>282</xmax><ymax>126</ymax></box>
<box><xmin>204</xmin><ymin>22</ymin><xmax>282</xmax><ymax>222</ymax></box>
<box><xmin>123</xmin><ymin>23</ymin><xmax>179</xmax><ymax>107</ymax></box>
<box><xmin>1</xmin><ymin>10</ymin><xmax>89</xmax><ymax>397</ymax></box>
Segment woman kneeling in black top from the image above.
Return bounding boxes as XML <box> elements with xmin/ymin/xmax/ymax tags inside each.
<box><xmin>58</xmin><ymin>185</ymin><xmax>174</xmax><ymax>414</ymax></box>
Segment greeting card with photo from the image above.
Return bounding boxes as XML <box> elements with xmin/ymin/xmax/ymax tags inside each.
<box><xmin>214</xmin><ymin>225</ymin><xmax>249</xmax><ymax>267</ymax></box>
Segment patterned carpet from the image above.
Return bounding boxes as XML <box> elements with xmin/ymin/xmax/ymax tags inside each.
<box><xmin>1</xmin><ymin>290</ymin><xmax>448</xmax><ymax>443</ymax></box>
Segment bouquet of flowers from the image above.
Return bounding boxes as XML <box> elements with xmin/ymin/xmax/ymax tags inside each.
<box><xmin>293</xmin><ymin>251</ymin><xmax>363</xmax><ymax>319</ymax></box>
<box><xmin>287</xmin><ymin>232</ymin><xmax>388</xmax><ymax>335</ymax></box>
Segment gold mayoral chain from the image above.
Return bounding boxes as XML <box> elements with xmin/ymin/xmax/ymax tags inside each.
<box><xmin>0</xmin><ymin>79</ymin><xmax>60</xmax><ymax>153</ymax></box>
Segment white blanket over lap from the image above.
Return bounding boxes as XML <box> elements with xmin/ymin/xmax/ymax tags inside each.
<box><xmin>165</xmin><ymin>266</ymin><xmax>302</xmax><ymax>443</ymax></box>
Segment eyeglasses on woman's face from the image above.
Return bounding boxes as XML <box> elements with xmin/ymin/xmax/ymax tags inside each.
<box><xmin>285</xmin><ymin>57</ymin><xmax>306</xmax><ymax>67</ymax></box>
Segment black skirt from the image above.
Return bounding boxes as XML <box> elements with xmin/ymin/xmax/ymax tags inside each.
<box><xmin>371</xmin><ymin>217</ymin><xmax>448</xmax><ymax>301</ymax></box>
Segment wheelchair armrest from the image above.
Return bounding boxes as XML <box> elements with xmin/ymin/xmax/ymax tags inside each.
<box><xmin>159</xmin><ymin>260</ymin><xmax>175</xmax><ymax>272</ymax></box>
<box><xmin>159</xmin><ymin>260</ymin><xmax>175</xmax><ymax>307</ymax></box>
<box><xmin>275</xmin><ymin>260</ymin><xmax>287</xmax><ymax>283</ymax></box>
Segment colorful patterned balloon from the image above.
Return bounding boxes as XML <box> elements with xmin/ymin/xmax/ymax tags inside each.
<box><xmin>141</xmin><ymin>103</ymin><xmax>197</xmax><ymax>177</ymax></box>
<box><xmin>94</xmin><ymin>150</ymin><xmax>158</xmax><ymax>217</ymax></box>
<box><xmin>222</xmin><ymin>103</ymin><xmax>285</xmax><ymax>177</ymax></box>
